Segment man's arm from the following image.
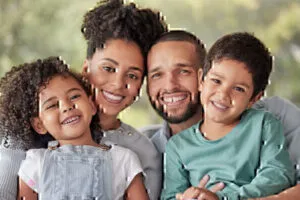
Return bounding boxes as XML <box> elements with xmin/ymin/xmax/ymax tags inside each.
<box><xmin>253</xmin><ymin>97</ymin><xmax>300</xmax><ymax>199</ymax></box>
<box><xmin>250</xmin><ymin>184</ymin><xmax>300</xmax><ymax>200</ymax></box>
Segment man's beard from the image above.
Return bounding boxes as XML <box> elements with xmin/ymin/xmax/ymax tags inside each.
<box><xmin>149</xmin><ymin>93</ymin><xmax>200</xmax><ymax>124</ymax></box>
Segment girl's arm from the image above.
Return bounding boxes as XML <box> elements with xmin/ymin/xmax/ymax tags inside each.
<box><xmin>125</xmin><ymin>173</ymin><xmax>149</xmax><ymax>200</ymax></box>
<box><xmin>17</xmin><ymin>178</ymin><xmax>38</xmax><ymax>200</ymax></box>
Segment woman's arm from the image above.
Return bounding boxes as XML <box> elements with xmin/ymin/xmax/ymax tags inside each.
<box><xmin>17</xmin><ymin>178</ymin><xmax>38</xmax><ymax>200</ymax></box>
<box><xmin>125</xmin><ymin>173</ymin><xmax>149</xmax><ymax>200</ymax></box>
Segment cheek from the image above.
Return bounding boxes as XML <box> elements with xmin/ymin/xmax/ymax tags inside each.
<box><xmin>40</xmin><ymin>113</ymin><xmax>57</xmax><ymax>129</ymax></box>
<box><xmin>88</xmin><ymin>70</ymin><xmax>106</xmax><ymax>86</ymax></box>
<box><xmin>126</xmin><ymin>81</ymin><xmax>142</xmax><ymax>95</ymax></box>
<box><xmin>147</xmin><ymin>80</ymin><xmax>159</xmax><ymax>95</ymax></box>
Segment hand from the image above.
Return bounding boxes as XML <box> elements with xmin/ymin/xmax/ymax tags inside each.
<box><xmin>176</xmin><ymin>175</ymin><xmax>225</xmax><ymax>200</ymax></box>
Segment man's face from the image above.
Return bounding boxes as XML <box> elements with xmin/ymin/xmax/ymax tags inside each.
<box><xmin>147</xmin><ymin>41</ymin><xmax>200</xmax><ymax>124</ymax></box>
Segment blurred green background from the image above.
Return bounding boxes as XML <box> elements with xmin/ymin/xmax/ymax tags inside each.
<box><xmin>1</xmin><ymin>0</ymin><xmax>300</xmax><ymax>128</ymax></box>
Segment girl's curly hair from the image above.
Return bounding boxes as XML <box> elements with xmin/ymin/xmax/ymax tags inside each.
<box><xmin>0</xmin><ymin>57</ymin><xmax>100</xmax><ymax>150</ymax></box>
<box><xmin>81</xmin><ymin>0</ymin><xmax>167</xmax><ymax>59</ymax></box>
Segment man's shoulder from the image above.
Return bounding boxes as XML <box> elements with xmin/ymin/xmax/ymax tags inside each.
<box><xmin>138</xmin><ymin>124</ymin><xmax>163</xmax><ymax>139</ymax></box>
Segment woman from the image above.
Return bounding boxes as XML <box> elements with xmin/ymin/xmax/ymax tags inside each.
<box><xmin>81</xmin><ymin>0</ymin><xmax>167</xmax><ymax>199</ymax></box>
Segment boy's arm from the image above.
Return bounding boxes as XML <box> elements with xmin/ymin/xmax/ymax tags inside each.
<box><xmin>17</xmin><ymin>178</ymin><xmax>38</xmax><ymax>200</ymax></box>
<box><xmin>252</xmin><ymin>96</ymin><xmax>300</xmax><ymax>199</ymax></box>
<box><xmin>161</xmin><ymin>140</ymin><xmax>190</xmax><ymax>200</ymax></box>
<box><xmin>227</xmin><ymin>117</ymin><xmax>295</xmax><ymax>199</ymax></box>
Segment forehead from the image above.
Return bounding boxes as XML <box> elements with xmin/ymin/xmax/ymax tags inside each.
<box><xmin>90</xmin><ymin>39</ymin><xmax>144</xmax><ymax>68</ymax></box>
<box><xmin>147</xmin><ymin>41</ymin><xmax>198</xmax><ymax>70</ymax></box>
<box><xmin>39</xmin><ymin>75</ymin><xmax>83</xmax><ymax>98</ymax></box>
<box><xmin>210</xmin><ymin>59</ymin><xmax>253</xmax><ymax>84</ymax></box>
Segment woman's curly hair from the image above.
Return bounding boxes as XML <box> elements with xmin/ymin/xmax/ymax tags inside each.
<box><xmin>0</xmin><ymin>57</ymin><xmax>100</xmax><ymax>150</ymax></box>
<box><xmin>81</xmin><ymin>0</ymin><xmax>167</xmax><ymax>59</ymax></box>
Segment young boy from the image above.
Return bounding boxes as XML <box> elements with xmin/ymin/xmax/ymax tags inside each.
<box><xmin>161</xmin><ymin>32</ymin><xmax>295</xmax><ymax>200</ymax></box>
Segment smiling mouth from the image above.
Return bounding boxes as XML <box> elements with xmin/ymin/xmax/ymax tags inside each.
<box><xmin>61</xmin><ymin>116</ymin><xmax>80</xmax><ymax>125</ymax></box>
<box><xmin>211</xmin><ymin>101</ymin><xmax>229</xmax><ymax>111</ymax></box>
<box><xmin>161</xmin><ymin>94</ymin><xmax>188</xmax><ymax>105</ymax></box>
<box><xmin>102</xmin><ymin>90</ymin><xmax>124</xmax><ymax>103</ymax></box>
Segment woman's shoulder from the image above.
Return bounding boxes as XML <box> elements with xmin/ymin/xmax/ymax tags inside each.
<box><xmin>119</xmin><ymin>122</ymin><xmax>154</xmax><ymax>144</ymax></box>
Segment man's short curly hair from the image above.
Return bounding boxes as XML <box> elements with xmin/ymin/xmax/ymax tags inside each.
<box><xmin>81</xmin><ymin>0</ymin><xmax>167</xmax><ymax>59</ymax></box>
<box><xmin>0</xmin><ymin>57</ymin><xmax>99</xmax><ymax>150</ymax></box>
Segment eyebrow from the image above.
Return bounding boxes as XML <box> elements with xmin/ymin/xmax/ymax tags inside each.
<box><xmin>148</xmin><ymin>62</ymin><xmax>194</xmax><ymax>74</ymax></box>
<box><xmin>209</xmin><ymin>72</ymin><xmax>251</xmax><ymax>89</ymax></box>
<box><xmin>102</xmin><ymin>58</ymin><xmax>119</xmax><ymax>65</ymax></box>
<box><xmin>41</xmin><ymin>88</ymin><xmax>82</xmax><ymax>107</ymax></box>
<box><xmin>101</xmin><ymin>58</ymin><xmax>143</xmax><ymax>72</ymax></box>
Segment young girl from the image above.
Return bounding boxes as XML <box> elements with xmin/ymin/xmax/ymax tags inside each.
<box><xmin>0</xmin><ymin>57</ymin><xmax>148</xmax><ymax>200</ymax></box>
<box><xmin>81</xmin><ymin>1</ymin><xmax>167</xmax><ymax>199</ymax></box>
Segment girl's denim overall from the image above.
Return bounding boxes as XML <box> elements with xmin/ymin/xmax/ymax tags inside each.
<box><xmin>39</xmin><ymin>145</ymin><xmax>112</xmax><ymax>200</ymax></box>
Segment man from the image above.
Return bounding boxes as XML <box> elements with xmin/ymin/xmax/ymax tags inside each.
<box><xmin>142</xmin><ymin>30</ymin><xmax>300</xmax><ymax>199</ymax></box>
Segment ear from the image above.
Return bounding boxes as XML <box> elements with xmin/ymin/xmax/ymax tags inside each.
<box><xmin>248</xmin><ymin>91</ymin><xmax>263</xmax><ymax>108</ymax></box>
<box><xmin>198</xmin><ymin>68</ymin><xmax>204</xmax><ymax>92</ymax></box>
<box><xmin>89</xmin><ymin>96</ymin><xmax>97</xmax><ymax>116</ymax></box>
<box><xmin>82</xmin><ymin>59</ymin><xmax>90</xmax><ymax>78</ymax></box>
<box><xmin>30</xmin><ymin>118</ymin><xmax>47</xmax><ymax>135</ymax></box>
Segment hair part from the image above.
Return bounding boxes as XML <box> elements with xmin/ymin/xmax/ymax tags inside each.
<box><xmin>203</xmin><ymin>32</ymin><xmax>273</xmax><ymax>98</ymax></box>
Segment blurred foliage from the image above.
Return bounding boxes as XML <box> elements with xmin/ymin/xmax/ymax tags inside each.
<box><xmin>1</xmin><ymin>0</ymin><xmax>299</xmax><ymax>128</ymax></box>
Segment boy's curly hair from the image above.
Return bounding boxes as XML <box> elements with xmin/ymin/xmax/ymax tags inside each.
<box><xmin>81</xmin><ymin>0</ymin><xmax>167</xmax><ymax>59</ymax></box>
<box><xmin>0</xmin><ymin>57</ymin><xmax>100</xmax><ymax>150</ymax></box>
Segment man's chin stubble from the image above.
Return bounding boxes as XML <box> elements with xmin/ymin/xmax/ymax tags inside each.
<box><xmin>150</xmin><ymin>101</ymin><xmax>200</xmax><ymax>124</ymax></box>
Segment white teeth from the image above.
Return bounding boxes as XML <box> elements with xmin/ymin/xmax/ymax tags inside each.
<box><xmin>213</xmin><ymin>101</ymin><xmax>227</xmax><ymax>110</ymax></box>
<box><xmin>62</xmin><ymin>116</ymin><xmax>79</xmax><ymax>124</ymax></box>
<box><xmin>163</xmin><ymin>96</ymin><xmax>186</xmax><ymax>103</ymax></box>
<box><xmin>103</xmin><ymin>91</ymin><xmax>123</xmax><ymax>101</ymax></box>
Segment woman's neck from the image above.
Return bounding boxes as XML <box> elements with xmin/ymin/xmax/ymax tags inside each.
<box><xmin>98</xmin><ymin>112</ymin><xmax>121</xmax><ymax>131</ymax></box>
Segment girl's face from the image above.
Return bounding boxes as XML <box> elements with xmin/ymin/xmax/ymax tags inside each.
<box><xmin>83</xmin><ymin>39</ymin><xmax>144</xmax><ymax>117</ymax></box>
<box><xmin>32</xmin><ymin>75</ymin><xmax>96</xmax><ymax>146</ymax></box>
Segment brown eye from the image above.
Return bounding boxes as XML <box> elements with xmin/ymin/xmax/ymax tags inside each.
<box><xmin>70</xmin><ymin>94</ymin><xmax>81</xmax><ymax>100</ymax></box>
<box><xmin>103</xmin><ymin>66</ymin><xmax>116</xmax><ymax>73</ymax></box>
<box><xmin>211</xmin><ymin>78</ymin><xmax>221</xmax><ymax>84</ymax></box>
<box><xmin>128</xmin><ymin>73</ymin><xmax>138</xmax><ymax>80</ymax></box>
<box><xmin>45</xmin><ymin>102</ymin><xmax>58</xmax><ymax>110</ymax></box>
<box><xmin>234</xmin><ymin>87</ymin><xmax>245</xmax><ymax>93</ymax></box>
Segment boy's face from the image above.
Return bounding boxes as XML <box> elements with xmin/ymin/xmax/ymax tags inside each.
<box><xmin>199</xmin><ymin>59</ymin><xmax>261</xmax><ymax>125</ymax></box>
<box><xmin>83</xmin><ymin>39</ymin><xmax>144</xmax><ymax>117</ymax></box>
<box><xmin>33</xmin><ymin>75</ymin><xmax>96</xmax><ymax>145</ymax></box>
<box><xmin>147</xmin><ymin>41</ymin><xmax>200</xmax><ymax>123</ymax></box>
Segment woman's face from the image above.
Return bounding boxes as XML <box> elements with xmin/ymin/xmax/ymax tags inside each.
<box><xmin>83</xmin><ymin>39</ymin><xmax>144</xmax><ymax>117</ymax></box>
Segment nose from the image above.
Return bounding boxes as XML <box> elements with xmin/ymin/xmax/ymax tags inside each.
<box><xmin>216</xmin><ymin>85</ymin><xmax>231</xmax><ymax>100</ymax></box>
<box><xmin>165</xmin><ymin>73</ymin><xmax>179</xmax><ymax>91</ymax></box>
<box><xmin>113</xmin><ymin>72</ymin><xmax>127</xmax><ymax>90</ymax></box>
<box><xmin>61</xmin><ymin>100</ymin><xmax>75</xmax><ymax>113</ymax></box>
